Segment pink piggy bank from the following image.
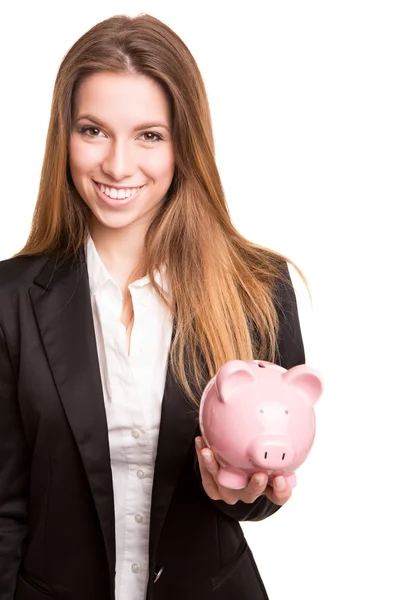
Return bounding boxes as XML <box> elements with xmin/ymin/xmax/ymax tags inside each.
<box><xmin>199</xmin><ymin>360</ymin><xmax>323</xmax><ymax>489</ymax></box>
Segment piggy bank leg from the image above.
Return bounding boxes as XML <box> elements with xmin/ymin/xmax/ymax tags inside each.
<box><xmin>218</xmin><ymin>467</ymin><xmax>249</xmax><ymax>490</ymax></box>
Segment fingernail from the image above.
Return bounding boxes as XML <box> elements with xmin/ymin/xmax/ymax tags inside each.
<box><xmin>195</xmin><ymin>437</ymin><xmax>204</xmax><ymax>450</ymax></box>
<box><xmin>202</xmin><ymin>451</ymin><xmax>212</xmax><ymax>464</ymax></box>
<box><xmin>275</xmin><ymin>476</ymin><xmax>286</xmax><ymax>491</ymax></box>
<box><xmin>255</xmin><ymin>475</ymin><xmax>266</xmax><ymax>487</ymax></box>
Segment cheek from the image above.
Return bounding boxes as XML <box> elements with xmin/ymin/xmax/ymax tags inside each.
<box><xmin>69</xmin><ymin>137</ymin><xmax>99</xmax><ymax>176</ymax></box>
<box><xmin>146</xmin><ymin>148</ymin><xmax>175</xmax><ymax>179</ymax></box>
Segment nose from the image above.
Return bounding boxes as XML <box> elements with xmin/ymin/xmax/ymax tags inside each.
<box><xmin>248</xmin><ymin>437</ymin><xmax>294</xmax><ymax>470</ymax></box>
<box><xmin>262</xmin><ymin>443</ymin><xmax>293</xmax><ymax>468</ymax></box>
<box><xmin>101</xmin><ymin>140</ymin><xmax>137</xmax><ymax>181</ymax></box>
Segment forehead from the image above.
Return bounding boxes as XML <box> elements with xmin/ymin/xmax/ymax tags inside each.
<box><xmin>73</xmin><ymin>71</ymin><xmax>171</xmax><ymax>124</ymax></box>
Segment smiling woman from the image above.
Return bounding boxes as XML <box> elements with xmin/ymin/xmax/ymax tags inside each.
<box><xmin>0</xmin><ymin>12</ymin><xmax>307</xmax><ymax>600</ymax></box>
<box><xmin>69</xmin><ymin>72</ymin><xmax>175</xmax><ymax>242</ymax></box>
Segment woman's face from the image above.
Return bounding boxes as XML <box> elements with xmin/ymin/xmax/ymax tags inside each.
<box><xmin>69</xmin><ymin>71</ymin><xmax>175</xmax><ymax>236</ymax></box>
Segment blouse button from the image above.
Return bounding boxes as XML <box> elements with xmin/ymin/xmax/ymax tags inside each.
<box><xmin>137</xmin><ymin>470</ymin><xmax>145</xmax><ymax>479</ymax></box>
<box><xmin>135</xmin><ymin>513</ymin><xmax>144</xmax><ymax>524</ymax></box>
<box><xmin>131</xmin><ymin>563</ymin><xmax>139</xmax><ymax>574</ymax></box>
<box><xmin>131</xmin><ymin>429</ymin><xmax>140</xmax><ymax>439</ymax></box>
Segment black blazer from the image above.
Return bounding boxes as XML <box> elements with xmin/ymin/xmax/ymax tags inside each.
<box><xmin>0</xmin><ymin>248</ymin><xmax>305</xmax><ymax>600</ymax></box>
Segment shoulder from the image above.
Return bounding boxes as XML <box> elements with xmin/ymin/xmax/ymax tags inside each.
<box><xmin>0</xmin><ymin>253</ymin><xmax>50</xmax><ymax>302</ymax></box>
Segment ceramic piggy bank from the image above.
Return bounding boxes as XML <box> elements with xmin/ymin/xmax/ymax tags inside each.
<box><xmin>199</xmin><ymin>360</ymin><xmax>323</xmax><ymax>489</ymax></box>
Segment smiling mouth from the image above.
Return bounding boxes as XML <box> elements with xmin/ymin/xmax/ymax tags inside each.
<box><xmin>94</xmin><ymin>180</ymin><xmax>145</xmax><ymax>200</ymax></box>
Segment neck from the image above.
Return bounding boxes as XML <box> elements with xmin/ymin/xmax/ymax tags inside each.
<box><xmin>89</xmin><ymin>220</ymin><xmax>147</xmax><ymax>288</ymax></box>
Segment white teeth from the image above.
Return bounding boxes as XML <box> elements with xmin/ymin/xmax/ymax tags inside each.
<box><xmin>99</xmin><ymin>183</ymin><xmax>142</xmax><ymax>199</ymax></box>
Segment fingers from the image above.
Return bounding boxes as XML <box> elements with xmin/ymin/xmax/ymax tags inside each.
<box><xmin>195</xmin><ymin>438</ymin><xmax>240</xmax><ymax>504</ymax></box>
<box><xmin>195</xmin><ymin>437</ymin><xmax>292</xmax><ymax>507</ymax></box>
<box><xmin>243</xmin><ymin>472</ymin><xmax>269</xmax><ymax>503</ymax></box>
<box><xmin>199</xmin><ymin>443</ymin><xmax>220</xmax><ymax>480</ymax></box>
<box><xmin>263</xmin><ymin>475</ymin><xmax>292</xmax><ymax>506</ymax></box>
<box><xmin>195</xmin><ymin>437</ymin><xmax>221</xmax><ymax>501</ymax></box>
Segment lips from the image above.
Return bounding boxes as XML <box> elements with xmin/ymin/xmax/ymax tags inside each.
<box><xmin>95</xmin><ymin>180</ymin><xmax>144</xmax><ymax>197</ymax></box>
<box><xmin>93</xmin><ymin>179</ymin><xmax>144</xmax><ymax>190</ymax></box>
<box><xmin>94</xmin><ymin>180</ymin><xmax>145</xmax><ymax>189</ymax></box>
<box><xmin>93</xmin><ymin>180</ymin><xmax>145</xmax><ymax>207</ymax></box>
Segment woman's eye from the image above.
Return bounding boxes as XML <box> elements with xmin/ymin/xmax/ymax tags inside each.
<box><xmin>140</xmin><ymin>131</ymin><xmax>163</xmax><ymax>143</ymax></box>
<box><xmin>77</xmin><ymin>127</ymin><xmax>162</xmax><ymax>142</ymax></box>
<box><xmin>79</xmin><ymin>126</ymin><xmax>103</xmax><ymax>138</ymax></box>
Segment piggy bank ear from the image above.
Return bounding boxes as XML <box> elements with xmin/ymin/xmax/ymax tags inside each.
<box><xmin>215</xmin><ymin>360</ymin><xmax>256</xmax><ymax>403</ymax></box>
<box><xmin>282</xmin><ymin>364</ymin><xmax>323</xmax><ymax>405</ymax></box>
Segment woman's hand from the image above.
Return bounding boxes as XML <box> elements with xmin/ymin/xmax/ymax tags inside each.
<box><xmin>195</xmin><ymin>436</ymin><xmax>292</xmax><ymax>506</ymax></box>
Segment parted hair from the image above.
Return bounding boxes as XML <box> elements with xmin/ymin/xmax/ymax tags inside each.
<box><xmin>15</xmin><ymin>13</ymin><xmax>307</xmax><ymax>405</ymax></box>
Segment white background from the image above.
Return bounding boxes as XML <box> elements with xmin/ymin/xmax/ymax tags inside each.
<box><xmin>1</xmin><ymin>1</ymin><xmax>399</xmax><ymax>599</ymax></box>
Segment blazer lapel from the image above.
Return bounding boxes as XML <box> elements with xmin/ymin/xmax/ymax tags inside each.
<box><xmin>28</xmin><ymin>248</ymin><xmax>203</xmax><ymax>585</ymax></box>
<box><xmin>28</xmin><ymin>249</ymin><xmax>116</xmax><ymax>583</ymax></box>
<box><xmin>149</xmin><ymin>353</ymin><xmax>200</xmax><ymax>560</ymax></box>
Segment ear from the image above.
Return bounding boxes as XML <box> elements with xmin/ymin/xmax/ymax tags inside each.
<box><xmin>215</xmin><ymin>360</ymin><xmax>256</xmax><ymax>404</ymax></box>
<box><xmin>282</xmin><ymin>364</ymin><xmax>323</xmax><ymax>406</ymax></box>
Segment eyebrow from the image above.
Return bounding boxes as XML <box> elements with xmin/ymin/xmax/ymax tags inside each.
<box><xmin>74</xmin><ymin>114</ymin><xmax>170</xmax><ymax>132</ymax></box>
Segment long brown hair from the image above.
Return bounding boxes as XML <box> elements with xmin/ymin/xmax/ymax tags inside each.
<box><xmin>15</xmin><ymin>13</ymin><xmax>308</xmax><ymax>405</ymax></box>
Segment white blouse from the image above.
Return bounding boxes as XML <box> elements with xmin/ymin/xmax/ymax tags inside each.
<box><xmin>85</xmin><ymin>236</ymin><xmax>173</xmax><ymax>600</ymax></box>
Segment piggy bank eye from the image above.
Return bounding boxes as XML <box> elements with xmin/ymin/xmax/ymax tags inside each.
<box><xmin>285</xmin><ymin>410</ymin><xmax>289</xmax><ymax>414</ymax></box>
<box><xmin>259</xmin><ymin>409</ymin><xmax>264</xmax><ymax>413</ymax></box>
<box><xmin>257</xmin><ymin>362</ymin><xmax>266</xmax><ymax>368</ymax></box>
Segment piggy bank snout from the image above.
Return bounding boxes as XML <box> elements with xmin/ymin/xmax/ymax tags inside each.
<box><xmin>247</xmin><ymin>436</ymin><xmax>294</xmax><ymax>470</ymax></box>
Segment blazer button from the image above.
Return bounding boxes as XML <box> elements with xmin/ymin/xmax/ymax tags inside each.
<box><xmin>154</xmin><ymin>566</ymin><xmax>164</xmax><ymax>583</ymax></box>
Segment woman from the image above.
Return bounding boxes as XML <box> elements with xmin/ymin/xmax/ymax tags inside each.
<box><xmin>0</xmin><ymin>13</ymin><xmax>306</xmax><ymax>600</ymax></box>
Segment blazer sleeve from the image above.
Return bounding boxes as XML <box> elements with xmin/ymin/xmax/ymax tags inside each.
<box><xmin>196</xmin><ymin>262</ymin><xmax>306</xmax><ymax>522</ymax></box>
<box><xmin>0</xmin><ymin>323</ymin><xmax>29</xmax><ymax>599</ymax></box>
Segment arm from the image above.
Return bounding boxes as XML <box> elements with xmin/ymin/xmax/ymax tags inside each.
<box><xmin>196</xmin><ymin>262</ymin><xmax>306</xmax><ymax>521</ymax></box>
<box><xmin>0</xmin><ymin>323</ymin><xmax>29</xmax><ymax>599</ymax></box>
